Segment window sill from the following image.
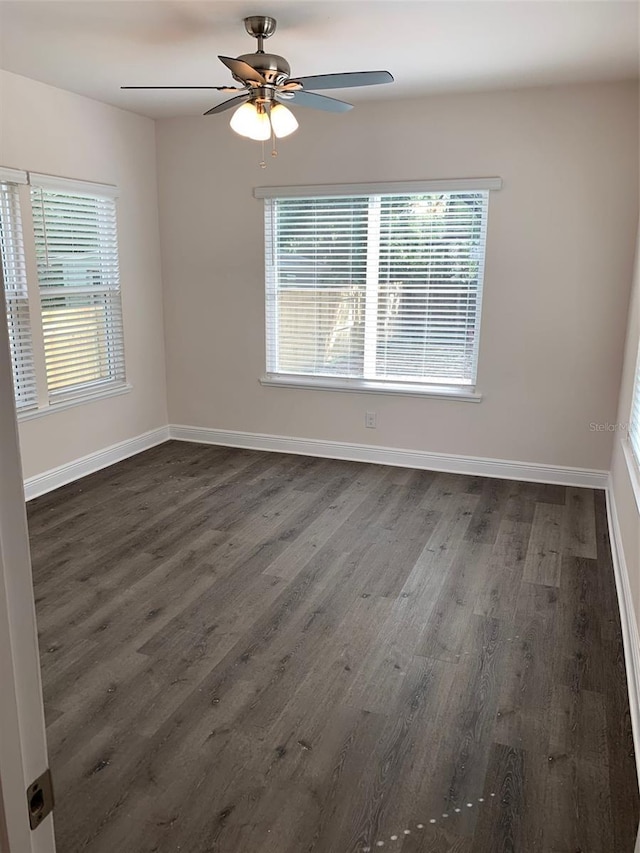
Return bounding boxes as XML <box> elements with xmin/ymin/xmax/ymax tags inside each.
<box><xmin>259</xmin><ymin>374</ymin><xmax>482</xmax><ymax>402</ymax></box>
<box><xmin>17</xmin><ymin>383</ymin><xmax>133</xmax><ymax>422</ymax></box>
<box><xmin>621</xmin><ymin>439</ymin><xmax>640</xmax><ymax>515</ymax></box>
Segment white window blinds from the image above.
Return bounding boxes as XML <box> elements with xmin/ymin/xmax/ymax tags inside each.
<box><xmin>264</xmin><ymin>188</ymin><xmax>490</xmax><ymax>388</ymax></box>
<box><xmin>0</xmin><ymin>182</ymin><xmax>37</xmax><ymax>411</ymax></box>
<box><xmin>30</xmin><ymin>182</ymin><xmax>125</xmax><ymax>402</ymax></box>
<box><xmin>631</xmin><ymin>344</ymin><xmax>640</xmax><ymax>467</ymax></box>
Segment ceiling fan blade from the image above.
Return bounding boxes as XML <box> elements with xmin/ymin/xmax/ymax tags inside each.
<box><xmin>290</xmin><ymin>71</ymin><xmax>394</xmax><ymax>91</ymax></box>
<box><xmin>203</xmin><ymin>93</ymin><xmax>250</xmax><ymax>116</ymax></box>
<box><xmin>218</xmin><ymin>56</ymin><xmax>265</xmax><ymax>85</ymax></box>
<box><xmin>279</xmin><ymin>90</ymin><xmax>353</xmax><ymax>113</ymax></box>
<box><xmin>121</xmin><ymin>86</ymin><xmax>242</xmax><ymax>91</ymax></box>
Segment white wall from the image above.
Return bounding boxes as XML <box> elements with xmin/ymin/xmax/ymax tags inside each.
<box><xmin>1</xmin><ymin>76</ymin><xmax>636</xmax><ymax>479</ymax></box>
<box><xmin>0</xmin><ymin>71</ymin><xmax>167</xmax><ymax>480</ymax></box>
<box><xmin>156</xmin><ymin>81</ymin><xmax>638</xmax><ymax>471</ymax></box>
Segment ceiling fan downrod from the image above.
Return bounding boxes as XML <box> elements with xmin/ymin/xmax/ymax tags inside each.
<box><xmin>244</xmin><ymin>15</ymin><xmax>277</xmax><ymax>54</ymax></box>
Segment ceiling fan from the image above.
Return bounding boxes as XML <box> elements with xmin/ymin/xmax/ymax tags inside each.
<box><xmin>122</xmin><ymin>15</ymin><xmax>393</xmax><ymax>157</ymax></box>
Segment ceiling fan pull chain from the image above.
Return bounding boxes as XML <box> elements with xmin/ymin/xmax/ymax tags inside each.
<box><xmin>271</xmin><ymin>125</ymin><xmax>278</xmax><ymax>159</ymax></box>
<box><xmin>260</xmin><ymin>138</ymin><xmax>266</xmax><ymax>169</ymax></box>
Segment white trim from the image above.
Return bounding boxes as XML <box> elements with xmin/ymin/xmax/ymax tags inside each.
<box><xmin>259</xmin><ymin>374</ymin><xmax>482</xmax><ymax>402</ymax></box>
<box><xmin>0</xmin><ymin>167</ymin><xmax>28</xmax><ymax>185</ymax></box>
<box><xmin>20</xmin><ymin>421</ymin><xmax>609</xmax><ymax>499</ymax></box>
<box><xmin>168</xmin><ymin>425</ymin><xmax>607</xmax><ymax>488</ymax></box>
<box><xmin>0</xmin><ymin>242</ymin><xmax>56</xmax><ymax>851</ymax></box>
<box><xmin>18</xmin><ymin>383</ymin><xmax>132</xmax><ymax>422</ymax></box>
<box><xmin>23</xmin><ymin>426</ymin><xmax>169</xmax><ymax>501</ymax></box>
<box><xmin>18</xmin><ymin>418</ymin><xmax>609</xmax><ymax>499</ymax></box>
<box><xmin>622</xmin><ymin>438</ymin><xmax>640</xmax><ymax>515</ymax></box>
<box><xmin>28</xmin><ymin>172</ymin><xmax>118</xmax><ymax>199</ymax></box>
<box><xmin>606</xmin><ymin>479</ymin><xmax>640</xmax><ymax>791</ymax></box>
<box><xmin>254</xmin><ymin>177</ymin><xmax>503</xmax><ymax>199</ymax></box>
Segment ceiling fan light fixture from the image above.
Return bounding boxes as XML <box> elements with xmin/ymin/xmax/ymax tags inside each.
<box><xmin>269</xmin><ymin>103</ymin><xmax>299</xmax><ymax>138</ymax></box>
<box><xmin>230</xmin><ymin>102</ymin><xmax>270</xmax><ymax>141</ymax></box>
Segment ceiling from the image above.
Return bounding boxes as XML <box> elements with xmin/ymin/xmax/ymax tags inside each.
<box><xmin>0</xmin><ymin>0</ymin><xmax>638</xmax><ymax>119</ymax></box>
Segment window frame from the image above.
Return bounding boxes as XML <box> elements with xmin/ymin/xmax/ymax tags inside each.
<box><xmin>256</xmin><ymin>177</ymin><xmax>501</xmax><ymax>401</ymax></box>
<box><xmin>0</xmin><ymin>175</ymin><xmax>37</xmax><ymax>413</ymax></box>
<box><xmin>0</xmin><ymin>168</ymin><xmax>130</xmax><ymax>419</ymax></box>
<box><xmin>618</xmin><ymin>337</ymin><xmax>640</xmax><ymax>515</ymax></box>
<box><xmin>627</xmin><ymin>341</ymin><xmax>640</xmax><ymax>466</ymax></box>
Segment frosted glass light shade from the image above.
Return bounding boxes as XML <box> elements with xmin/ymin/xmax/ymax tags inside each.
<box><xmin>230</xmin><ymin>103</ymin><xmax>270</xmax><ymax>141</ymax></box>
<box><xmin>270</xmin><ymin>104</ymin><xmax>299</xmax><ymax>139</ymax></box>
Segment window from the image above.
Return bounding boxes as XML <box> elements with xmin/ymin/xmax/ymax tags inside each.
<box><xmin>0</xmin><ymin>169</ymin><xmax>126</xmax><ymax>414</ymax></box>
<box><xmin>631</xmin><ymin>342</ymin><xmax>640</xmax><ymax>467</ymax></box>
<box><xmin>0</xmin><ymin>180</ymin><xmax>37</xmax><ymax>411</ymax></box>
<box><xmin>30</xmin><ymin>177</ymin><xmax>124</xmax><ymax>402</ymax></box>
<box><xmin>260</xmin><ymin>178</ymin><xmax>500</xmax><ymax>396</ymax></box>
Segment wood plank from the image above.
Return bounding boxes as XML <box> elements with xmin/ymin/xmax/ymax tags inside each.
<box><xmin>415</xmin><ymin>542</ymin><xmax>492</xmax><ymax>662</ymax></box>
<box><xmin>474</xmin><ymin>519</ymin><xmax>531</xmax><ymax>620</ymax></box>
<box><xmin>543</xmin><ymin>753</ymin><xmax>614</xmax><ymax>852</ymax></box>
<box><xmin>470</xmin><ymin>743</ymin><xmax>527</xmax><ymax>853</ymax></box>
<box><xmin>346</xmin><ymin>494</ymin><xmax>477</xmax><ymax>711</ymax></box>
<box><xmin>522</xmin><ymin>502</ymin><xmax>564</xmax><ymax>587</ymax></box>
<box><xmin>463</xmin><ymin>477</ymin><xmax>512</xmax><ymax>545</ymax></box>
<box><xmin>548</xmin><ymin>684</ymin><xmax>608</xmax><ymax>769</ymax></box>
<box><xmin>563</xmin><ymin>486</ymin><xmax>597</xmax><ymax>559</ymax></box>
<box><xmin>493</xmin><ymin>581</ymin><xmax>557</xmax><ymax>755</ymax></box>
<box><xmin>554</xmin><ymin>556</ymin><xmax>609</xmax><ymax>693</ymax></box>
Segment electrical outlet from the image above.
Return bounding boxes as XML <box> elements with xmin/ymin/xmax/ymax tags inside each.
<box><xmin>365</xmin><ymin>411</ymin><xmax>377</xmax><ymax>429</ymax></box>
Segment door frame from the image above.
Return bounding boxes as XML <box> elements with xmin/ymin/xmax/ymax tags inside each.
<box><xmin>0</xmin><ymin>273</ymin><xmax>55</xmax><ymax>852</ymax></box>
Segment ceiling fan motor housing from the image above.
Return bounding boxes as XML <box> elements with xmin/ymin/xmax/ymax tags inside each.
<box><xmin>236</xmin><ymin>53</ymin><xmax>291</xmax><ymax>87</ymax></box>
<box><xmin>239</xmin><ymin>15</ymin><xmax>290</xmax><ymax>89</ymax></box>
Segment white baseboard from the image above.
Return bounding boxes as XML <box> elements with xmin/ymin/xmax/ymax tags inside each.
<box><xmin>606</xmin><ymin>479</ymin><xmax>640</xmax><ymax>792</ymax></box>
<box><xmin>168</xmin><ymin>424</ymin><xmax>608</xmax><ymax>489</ymax></box>
<box><xmin>21</xmin><ymin>423</ymin><xmax>608</xmax><ymax>501</ymax></box>
<box><xmin>23</xmin><ymin>426</ymin><xmax>170</xmax><ymax>501</ymax></box>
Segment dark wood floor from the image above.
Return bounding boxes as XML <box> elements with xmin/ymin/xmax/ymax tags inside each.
<box><xmin>27</xmin><ymin>441</ymin><xmax>639</xmax><ymax>853</ymax></box>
